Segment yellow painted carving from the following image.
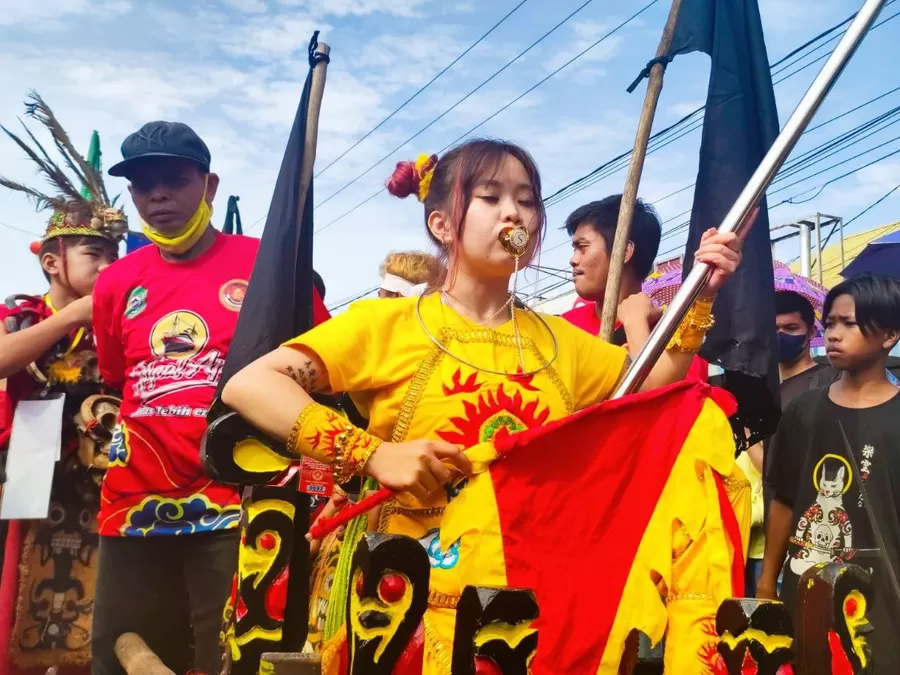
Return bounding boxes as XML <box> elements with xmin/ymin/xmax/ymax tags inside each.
<box><xmin>843</xmin><ymin>589</ymin><xmax>869</xmax><ymax>668</ymax></box>
<box><xmin>233</xmin><ymin>439</ymin><xmax>292</xmax><ymax>473</ymax></box>
<box><xmin>719</xmin><ymin>629</ymin><xmax>792</xmax><ymax>653</ymax></box>
<box><xmin>239</xmin><ymin>500</ymin><xmax>295</xmax><ymax>591</ymax></box>
<box><xmin>473</xmin><ymin>620</ymin><xmax>537</xmax><ymax>650</ymax></box>
<box><xmin>348</xmin><ymin>569</ymin><xmax>413</xmax><ymax>666</ymax></box>
<box><xmin>235</xmin><ymin>625</ymin><xmax>283</xmax><ymax>648</ymax></box>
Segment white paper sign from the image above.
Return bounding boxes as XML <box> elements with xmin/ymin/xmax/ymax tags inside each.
<box><xmin>0</xmin><ymin>395</ymin><xmax>65</xmax><ymax>520</ymax></box>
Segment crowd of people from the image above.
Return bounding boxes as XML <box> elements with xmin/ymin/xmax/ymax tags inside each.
<box><xmin>0</xmin><ymin>101</ymin><xmax>898</xmax><ymax>675</ymax></box>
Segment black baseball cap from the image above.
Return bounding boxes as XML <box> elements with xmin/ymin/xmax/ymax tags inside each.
<box><xmin>108</xmin><ymin>121</ymin><xmax>211</xmax><ymax>178</ymax></box>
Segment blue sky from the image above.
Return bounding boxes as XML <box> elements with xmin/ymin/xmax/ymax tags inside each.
<box><xmin>1</xmin><ymin>0</ymin><xmax>898</xmax><ymax>308</ymax></box>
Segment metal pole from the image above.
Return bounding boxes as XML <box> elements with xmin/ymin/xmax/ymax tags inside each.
<box><xmin>612</xmin><ymin>0</ymin><xmax>886</xmax><ymax>399</ymax></box>
<box><xmin>600</xmin><ymin>0</ymin><xmax>683</xmax><ymax>342</ymax></box>
<box><xmin>799</xmin><ymin>222</ymin><xmax>812</xmax><ymax>277</ymax></box>
<box><xmin>814</xmin><ymin>213</ymin><xmax>824</xmax><ymax>284</ymax></box>
<box><xmin>839</xmin><ymin>217</ymin><xmax>846</xmax><ymax>270</ymax></box>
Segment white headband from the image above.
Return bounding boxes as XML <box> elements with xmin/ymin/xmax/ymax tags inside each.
<box><xmin>381</xmin><ymin>273</ymin><xmax>428</xmax><ymax>297</ymax></box>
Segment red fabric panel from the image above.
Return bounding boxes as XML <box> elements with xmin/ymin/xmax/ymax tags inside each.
<box><xmin>0</xmin><ymin>521</ymin><xmax>22</xmax><ymax>675</ymax></box>
<box><xmin>313</xmin><ymin>288</ymin><xmax>330</xmax><ymax>326</ymax></box>
<box><xmin>490</xmin><ymin>381</ymin><xmax>710</xmax><ymax>673</ymax></box>
<box><xmin>714</xmin><ymin>472</ymin><xmax>746</xmax><ymax>597</ymax></box>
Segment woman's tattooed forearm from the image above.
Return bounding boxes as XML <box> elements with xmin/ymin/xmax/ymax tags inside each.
<box><xmin>285</xmin><ymin>360</ymin><xmax>320</xmax><ymax>392</ymax></box>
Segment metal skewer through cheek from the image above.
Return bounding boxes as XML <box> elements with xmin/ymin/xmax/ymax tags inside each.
<box><xmin>611</xmin><ymin>0</ymin><xmax>887</xmax><ymax>400</ymax></box>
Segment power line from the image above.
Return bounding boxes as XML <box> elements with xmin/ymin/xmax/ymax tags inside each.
<box><xmin>314</xmin><ymin>0</ymin><xmax>531</xmax><ymax>180</ymax></box>
<box><xmin>434</xmin><ymin>0</ymin><xmax>664</xmax><ymax>154</ymax></box>
<box><xmin>0</xmin><ymin>219</ymin><xmax>40</xmax><ymax>238</ymax></box>
<box><xmin>314</xmin><ymin>0</ymin><xmax>660</xmax><ymax>234</ymax></box>
<box><xmin>540</xmin><ymin>6</ymin><xmax>900</xmax><ymax>210</ymax></box>
<box><xmin>652</xmin><ymin>95</ymin><xmax>900</xmax><ymax>239</ymax></box>
<box><xmin>537</xmin><ymin>146</ymin><xmax>900</xmax><ymax>296</ymax></box>
<box><xmin>314</xmin><ymin>0</ymin><xmax>601</xmax><ymax>212</ymax></box>
<box><xmin>330</xmin><ymin>6</ymin><xmax>900</xmax><ymax>303</ymax></box>
<box><xmin>844</xmin><ymin>182</ymin><xmax>900</xmax><ymax>229</ymax></box>
<box><xmin>319</xmin><ymin>2</ymin><xmax>898</xmax><ymax>241</ymax></box>
<box><xmin>327</xmin><ymin>285</ymin><xmax>380</xmax><ymax>312</ymax></box>
<box><xmin>484</xmin><ymin>99</ymin><xmax>900</xmax><ymax>298</ymax></box>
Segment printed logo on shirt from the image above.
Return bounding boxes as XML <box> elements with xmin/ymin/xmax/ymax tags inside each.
<box><xmin>131</xmin><ymin>310</ymin><xmax>223</xmax><ymax>408</ymax></box>
<box><xmin>219</xmin><ymin>279</ymin><xmax>248</xmax><ymax>312</ymax></box>
<box><xmin>148</xmin><ymin>310</ymin><xmax>209</xmax><ymax>360</ymax></box>
<box><xmin>789</xmin><ymin>453</ymin><xmax>856</xmax><ymax>577</ymax></box>
<box><xmin>124</xmin><ymin>286</ymin><xmax>148</xmax><ymax>320</ymax></box>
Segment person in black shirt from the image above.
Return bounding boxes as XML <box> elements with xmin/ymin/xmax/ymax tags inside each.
<box><xmin>760</xmin><ymin>274</ymin><xmax>900</xmax><ymax>672</ymax></box>
<box><xmin>775</xmin><ymin>291</ymin><xmax>839</xmax><ymax>406</ymax></box>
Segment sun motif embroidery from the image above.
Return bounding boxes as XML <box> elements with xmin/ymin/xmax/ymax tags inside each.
<box><xmin>443</xmin><ymin>368</ymin><xmax>482</xmax><ymax>396</ymax></box>
<box><xmin>697</xmin><ymin>617</ymin><xmax>721</xmax><ymax>674</ymax></box>
<box><xmin>436</xmin><ymin>383</ymin><xmax>550</xmax><ymax>447</ymax></box>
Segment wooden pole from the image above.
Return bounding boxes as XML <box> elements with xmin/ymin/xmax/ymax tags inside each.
<box><xmin>114</xmin><ymin>633</ymin><xmax>176</xmax><ymax>675</ymax></box>
<box><xmin>296</xmin><ymin>41</ymin><xmax>330</xmax><ymax>226</ymax></box>
<box><xmin>599</xmin><ymin>0</ymin><xmax>683</xmax><ymax>343</ymax></box>
<box><xmin>280</xmin><ymin>38</ymin><xmax>331</xmax><ymax>654</ymax></box>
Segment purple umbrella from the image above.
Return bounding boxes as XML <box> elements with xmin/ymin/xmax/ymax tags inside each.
<box><xmin>643</xmin><ymin>260</ymin><xmax>828</xmax><ymax>345</ymax></box>
<box><xmin>841</xmin><ymin>229</ymin><xmax>900</xmax><ymax>279</ymax></box>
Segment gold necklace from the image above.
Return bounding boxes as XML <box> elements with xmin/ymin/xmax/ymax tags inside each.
<box><xmin>439</xmin><ymin>291</ymin><xmax>512</xmax><ymax>327</ymax></box>
<box><xmin>415</xmin><ymin>293</ymin><xmax>559</xmax><ymax>377</ymax></box>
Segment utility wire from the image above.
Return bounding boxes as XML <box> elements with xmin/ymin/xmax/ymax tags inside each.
<box><xmin>314</xmin><ymin>0</ymin><xmax>531</xmax><ymax>179</ymax></box>
<box><xmin>330</xmin><ymin>5</ymin><xmax>900</xmax><ymax>302</ymax></box>
<box><xmin>435</xmin><ymin>0</ymin><xmax>664</xmax><ymax>154</ymax></box>
<box><xmin>314</xmin><ymin>0</ymin><xmax>601</xmax><ymax>212</ymax></box>
<box><xmin>0</xmin><ymin>220</ymin><xmax>41</xmax><ymax>238</ymax></box>
<box><xmin>541</xmin><ymin>5</ymin><xmax>900</xmax><ymax>209</ymax></box>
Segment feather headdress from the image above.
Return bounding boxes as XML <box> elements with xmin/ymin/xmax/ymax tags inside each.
<box><xmin>0</xmin><ymin>91</ymin><xmax>127</xmax><ymax>251</ymax></box>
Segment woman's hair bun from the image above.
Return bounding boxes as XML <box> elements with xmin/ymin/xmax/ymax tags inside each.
<box><xmin>386</xmin><ymin>160</ymin><xmax>420</xmax><ymax>199</ymax></box>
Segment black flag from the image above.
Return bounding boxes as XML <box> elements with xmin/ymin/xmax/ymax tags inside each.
<box><xmin>203</xmin><ymin>33</ymin><xmax>329</xmax><ymax>672</ymax></box>
<box><xmin>670</xmin><ymin>0</ymin><xmax>781</xmax><ymax>445</ymax></box>
<box><xmin>217</xmin><ymin>43</ymin><xmax>323</xmax><ymax>390</ymax></box>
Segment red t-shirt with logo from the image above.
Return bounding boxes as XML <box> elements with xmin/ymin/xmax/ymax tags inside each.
<box><xmin>561</xmin><ymin>300</ymin><xmax>708</xmax><ymax>382</ymax></box>
<box><xmin>93</xmin><ymin>233</ymin><xmax>259</xmax><ymax>537</ymax></box>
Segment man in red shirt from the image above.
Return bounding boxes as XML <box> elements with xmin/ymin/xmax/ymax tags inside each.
<box><xmin>563</xmin><ymin>194</ymin><xmax>708</xmax><ymax>381</ymax></box>
<box><xmin>91</xmin><ymin>122</ymin><xmax>256</xmax><ymax>674</ymax></box>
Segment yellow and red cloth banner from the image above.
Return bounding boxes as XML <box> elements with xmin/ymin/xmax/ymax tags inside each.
<box><xmin>436</xmin><ymin>380</ymin><xmax>741</xmax><ymax>674</ymax></box>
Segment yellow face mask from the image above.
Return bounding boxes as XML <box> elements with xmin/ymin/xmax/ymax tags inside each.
<box><xmin>141</xmin><ymin>177</ymin><xmax>213</xmax><ymax>254</ymax></box>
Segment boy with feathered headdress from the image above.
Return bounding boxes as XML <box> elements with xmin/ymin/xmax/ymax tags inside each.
<box><xmin>0</xmin><ymin>92</ymin><xmax>125</xmax><ymax>674</ymax></box>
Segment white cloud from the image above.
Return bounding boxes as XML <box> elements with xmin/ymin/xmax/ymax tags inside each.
<box><xmin>544</xmin><ymin>20</ymin><xmax>626</xmax><ymax>74</ymax></box>
<box><xmin>276</xmin><ymin>0</ymin><xmax>430</xmax><ymax>18</ymax></box>
<box><xmin>221</xmin><ymin>0</ymin><xmax>269</xmax><ymax>13</ymax></box>
<box><xmin>216</xmin><ymin>14</ymin><xmax>328</xmax><ymax>59</ymax></box>
<box><xmin>0</xmin><ymin>0</ymin><xmax>133</xmax><ymax>27</ymax></box>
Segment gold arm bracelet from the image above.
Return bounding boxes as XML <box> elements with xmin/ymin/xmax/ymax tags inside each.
<box><xmin>667</xmin><ymin>296</ymin><xmax>715</xmax><ymax>353</ymax></box>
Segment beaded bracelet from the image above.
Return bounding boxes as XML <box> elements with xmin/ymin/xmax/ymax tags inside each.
<box><xmin>286</xmin><ymin>402</ymin><xmax>382</xmax><ymax>484</ymax></box>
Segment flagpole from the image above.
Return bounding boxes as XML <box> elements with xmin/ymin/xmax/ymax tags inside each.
<box><xmin>277</xmin><ymin>37</ymin><xmax>330</xmax><ymax>655</ymax></box>
<box><xmin>599</xmin><ymin>0</ymin><xmax>683</xmax><ymax>343</ymax></box>
<box><xmin>296</xmin><ymin>41</ymin><xmax>330</xmax><ymax>225</ymax></box>
<box><xmin>612</xmin><ymin>0</ymin><xmax>887</xmax><ymax>398</ymax></box>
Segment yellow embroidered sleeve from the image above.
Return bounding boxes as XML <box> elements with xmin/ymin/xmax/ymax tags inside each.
<box><xmin>282</xmin><ymin>298</ymin><xmax>410</xmax><ymax>396</ymax></box>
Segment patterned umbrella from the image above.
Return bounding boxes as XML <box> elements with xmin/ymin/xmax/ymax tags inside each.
<box><xmin>642</xmin><ymin>260</ymin><xmax>828</xmax><ymax>346</ymax></box>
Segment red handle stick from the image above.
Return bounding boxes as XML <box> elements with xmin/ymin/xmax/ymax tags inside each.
<box><xmin>307</xmin><ymin>487</ymin><xmax>392</xmax><ymax>540</ymax></box>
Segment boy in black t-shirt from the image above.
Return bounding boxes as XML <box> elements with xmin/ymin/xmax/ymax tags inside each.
<box><xmin>761</xmin><ymin>274</ymin><xmax>900</xmax><ymax>672</ymax></box>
